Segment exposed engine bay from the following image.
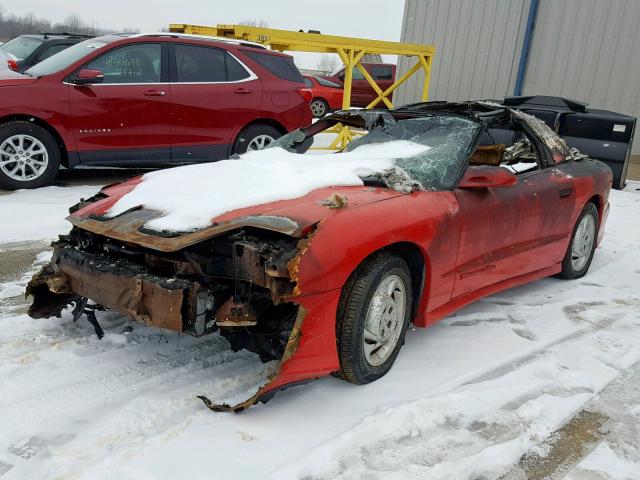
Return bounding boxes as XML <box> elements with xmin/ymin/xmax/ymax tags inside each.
<box><xmin>27</xmin><ymin>226</ymin><xmax>303</xmax><ymax>365</ymax></box>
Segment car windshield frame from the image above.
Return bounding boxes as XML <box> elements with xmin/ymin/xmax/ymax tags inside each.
<box><xmin>270</xmin><ymin>111</ymin><xmax>485</xmax><ymax>191</ymax></box>
<box><xmin>25</xmin><ymin>36</ymin><xmax>120</xmax><ymax>77</ymax></box>
<box><xmin>1</xmin><ymin>36</ymin><xmax>44</xmax><ymax>61</ymax></box>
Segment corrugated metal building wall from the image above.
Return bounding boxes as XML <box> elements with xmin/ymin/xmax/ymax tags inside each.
<box><xmin>396</xmin><ymin>0</ymin><xmax>640</xmax><ymax>153</ymax></box>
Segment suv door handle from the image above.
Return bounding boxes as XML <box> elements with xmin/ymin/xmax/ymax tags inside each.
<box><xmin>143</xmin><ymin>90</ymin><xmax>166</xmax><ymax>96</ymax></box>
<box><xmin>233</xmin><ymin>88</ymin><xmax>252</xmax><ymax>94</ymax></box>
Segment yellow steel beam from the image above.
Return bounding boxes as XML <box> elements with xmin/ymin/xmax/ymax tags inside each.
<box><xmin>169</xmin><ymin>24</ymin><xmax>435</xmax><ymax>57</ymax></box>
<box><xmin>355</xmin><ymin>61</ymin><xmax>394</xmax><ymax>109</ymax></box>
<box><xmin>366</xmin><ymin>59</ymin><xmax>426</xmax><ymax>109</ymax></box>
<box><xmin>169</xmin><ymin>23</ymin><xmax>436</xmax><ymax>150</ymax></box>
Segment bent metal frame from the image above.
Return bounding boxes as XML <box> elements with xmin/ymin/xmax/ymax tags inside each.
<box><xmin>169</xmin><ymin>23</ymin><xmax>436</xmax><ymax>150</ymax></box>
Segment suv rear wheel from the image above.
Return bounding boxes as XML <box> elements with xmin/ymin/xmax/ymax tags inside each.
<box><xmin>232</xmin><ymin>124</ymin><xmax>281</xmax><ymax>155</ymax></box>
<box><xmin>0</xmin><ymin>121</ymin><xmax>60</xmax><ymax>189</ymax></box>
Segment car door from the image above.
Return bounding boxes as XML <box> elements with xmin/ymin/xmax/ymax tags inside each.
<box><xmin>68</xmin><ymin>42</ymin><xmax>171</xmax><ymax>165</ymax></box>
<box><xmin>452</xmin><ymin>143</ymin><xmax>575</xmax><ymax>298</ymax></box>
<box><xmin>169</xmin><ymin>43</ymin><xmax>262</xmax><ymax>162</ymax></box>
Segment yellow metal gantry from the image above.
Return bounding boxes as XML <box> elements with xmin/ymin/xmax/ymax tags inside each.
<box><xmin>169</xmin><ymin>24</ymin><xmax>436</xmax><ymax>149</ymax></box>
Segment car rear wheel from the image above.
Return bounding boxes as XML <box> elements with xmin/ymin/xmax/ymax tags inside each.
<box><xmin>310</xmin><ymin>98</ymin><xmax>328</xmax><ymax>118</ymax></box>
<box><xmin>335</xmin><ymin>252</ymin><xmax>412</xmax><ymax>384</ymax></box>
<box><xmin>232</xmin><ymin>124</ymin><xmax>281</xmax><ymax>155</ymax></box>
<box><xmin>557</xmin><ymin>202</ymin><xmax>599</xmax><ymax>279</ymax></box>
<box><xmin>0</xmin><ymin>121</ymin><xmax>60</xmax><ymax>189</ymax></box>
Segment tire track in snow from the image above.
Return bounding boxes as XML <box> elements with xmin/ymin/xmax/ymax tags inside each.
<box><xmin>275</xmin><ymin>292</ymin><xmax>640</xmax><ymax>480</ymax></box>
<box><xmin>0</xmin><ymin>332</ymin><xmax>262</xmax><ymax>436</ymax></box>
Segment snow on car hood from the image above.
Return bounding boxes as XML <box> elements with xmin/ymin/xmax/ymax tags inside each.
<box><xmin>105</xmin><ymin>141</ymin><xmax>430</xmax><ymax>233</ymax></box>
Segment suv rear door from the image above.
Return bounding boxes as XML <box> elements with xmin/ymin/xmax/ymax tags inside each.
<box><xmin>168</xmin><ymin>43</ymin><xmax>262</xmax><ymax>162</ymax></box>
<box><xmin>68</xmin><ymin>42</ymin><xmax>171</xmax><ymax>165</ymax></box>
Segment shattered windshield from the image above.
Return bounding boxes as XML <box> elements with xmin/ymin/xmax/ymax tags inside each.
<box><xmin>346</xmin><ymin>115</ymin><xmax>482</xmax><ymax>189</ymax></box>
<box><xmin>271</xmin><ymin>113</ymin><xmax>483</xmax><ymax>191</ymax></box>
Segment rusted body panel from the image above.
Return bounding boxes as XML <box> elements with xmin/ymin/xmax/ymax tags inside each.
<box><xmin>57</xmin><ymin>253</ymin><xmax>190</xmax><ymax>331</ymax></box>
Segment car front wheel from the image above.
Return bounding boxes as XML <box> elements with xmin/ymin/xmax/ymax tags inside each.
<box><xmin>0</xmin><ymin>121</ymin><xmax>60</xmax><ymax>189</ymax></box>
<box><xmin>335</xmin><ymin>252</ymin><xmax>413</xmax><ymax>384</ymax></box>
<box><xmin>558</xmin><ymin>202</ymin><xmax>599</xmax><ymax>279</ymax></box>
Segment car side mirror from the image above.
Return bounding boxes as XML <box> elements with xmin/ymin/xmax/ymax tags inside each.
<box><xmin>72</xmin><ymin>68</ymin><xmax>104</xmax><ymax>85</ymax></box>
<box><xmin>458</xmin><ymin>166</ymin><xmax>517</xmax><ymax>189</ymax></box>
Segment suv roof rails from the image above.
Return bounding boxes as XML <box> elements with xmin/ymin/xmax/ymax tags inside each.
<box><xmin>133</xmin><ymin>32</ymin><xmax>267</xmax><ymax>49</ymax></box>
<box><xmin>40</xmin><ymin>32</ymin><xmax>93</xmax><ymax>39</ymax></box>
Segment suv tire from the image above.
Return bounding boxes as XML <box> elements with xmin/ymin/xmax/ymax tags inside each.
<box><xmin>232</xmin><ymin>124</ymin><xmax>281</xmax><ymax>155</ymax></box>
<box><xmin>0</xmin><ymin>121</ymin><xmax>60</xmax><ymax>189</ymax></box>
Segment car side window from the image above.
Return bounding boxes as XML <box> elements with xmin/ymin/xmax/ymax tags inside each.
<box><xmin>84</xmin><ymin>43</ymin><xmax>161</xmax><ymax>84</ymax></box>
<box><xmin>37</xmin><ymin>43</ymin><xmax>72</xmax><ymax>62</ymax></box>
<box><xmin>174</xmin><ymin>44</ymin><xmax>250</xmax><ymax>82</ymax></box>
<box><xmin>352</xmin><ymin>67</ymin><xmax>364</xmax><ymax>80</ymax></box>
<box><xmin>303</xmin><ymin>77</ymin><xmax>313</xmax><ymax>87</ymax></box>
<box><xmin>371</xmin><ymin>65</ymin><xmax>393</xmax><ymax>80</ymax></box>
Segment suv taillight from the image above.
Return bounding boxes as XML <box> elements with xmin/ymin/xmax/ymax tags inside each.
<box><xmin>296</xmin><ymin>88</ymin><xmax>313</xmax><ymax>103</ymax></box>
<box><xmin>7</xmin><ymin>59</ymin><xmax>19</xmax><ymax>72</ymax></box>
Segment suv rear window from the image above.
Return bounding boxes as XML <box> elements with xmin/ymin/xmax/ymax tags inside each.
<box><xmin>174</xmin><ymin>44</ymin><xmax>250</xmax><ymax>82</ymax></box>
<box><xmin>1</xmin><ymin>36</ymin><xmax>43</xmax><ymax>60</ymax></box>
<box><xmin>243</xmin><ymin>51</ymin><xmax>303</xmax><ymax>83</ymax></box>
<box><xmin>371</xmin><ymin>65</ymin><xmax>393</xmax><ymax>80</ymax></box>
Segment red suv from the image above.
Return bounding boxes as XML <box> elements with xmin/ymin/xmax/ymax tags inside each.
<box><xmin>0</xmin><ymin>33</ymin><xmax>312</xmax><ymax>189</ymax></box>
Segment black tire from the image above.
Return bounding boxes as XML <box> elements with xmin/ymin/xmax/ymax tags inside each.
<box><xmin>0</xmin><ymin>121</ymin><xmax>60</xmax><ymax>189</ymax></box>
<box><xmin>310</xmin><ymin>98</ymin><xmax>329</xmax><ymax>118</ymax></box>
<box><xmin>335</xmin><ymin>252</ymin><xmax>413</xmax><ymax>384</ymax></box>
<box><xmin>232</xmin><ymin>124</ymin><xmax>281</xmax><ymax>155</ymax></box>
<box><xmin>557</xmin><ymin>202</ymin><xmax>599</xmax><ymax>279</ymax></box>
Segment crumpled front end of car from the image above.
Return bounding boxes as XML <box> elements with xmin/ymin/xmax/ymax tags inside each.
<box><xmin>27</xmin><ymin>223</ymin><xmax>339</xmax><ymax>411</ymax></box>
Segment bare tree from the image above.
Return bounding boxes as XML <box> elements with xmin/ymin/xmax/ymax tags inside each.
<box><xmin>62</xmin><ymin>14</ymin><xmax>83</xmax><ymax>32</ymax></box>
<box><xmin>0</xmin><ymin>10</ymin><xmax>138</xmax><ymax>40</ymax></box>
<box><xmin>238</xmin><ymin>19</ymin><xmax>269</xmax><ymax>28</ymax></box>
<box><xmin>316</xmin><ymin>54</ymin><xmax>340</xmax><ymax>74</ymax></box>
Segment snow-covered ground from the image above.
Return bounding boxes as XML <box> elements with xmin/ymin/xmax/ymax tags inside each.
<box><xmin>0</xmin><ymin>180</ymin><xmax>639</xmax><ymax>479</ymax></box>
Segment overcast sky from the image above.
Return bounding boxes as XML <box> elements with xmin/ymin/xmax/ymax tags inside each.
<box><xmin>2</xmin><ymin>0</ymin><xmax>406</xmax><ymax>69</ymax></box>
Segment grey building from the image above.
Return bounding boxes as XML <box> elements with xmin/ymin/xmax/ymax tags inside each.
<box><xmin>396</xmin><ymin>0</ymin><xmax>640</xmax><ymax>153</ymax></box>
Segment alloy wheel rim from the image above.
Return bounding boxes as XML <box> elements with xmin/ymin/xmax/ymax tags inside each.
<box><xmin>0</xmin><ymin>134</ymin><xmax>49</xmax><ymax>182</ymax></box>
<box><xmin>363</xmin><ymin>274</ymin><xmax>407</xmax><ymax>367</ymax></box>
<box><xmin>571</xmin><ymin>214</ymin><xmax>596</xmax><ymax>271</ymax></box>
<box><xmin>311</xmin><ymin>100</ymin><xmax>326</xmax><ymax>117</ymax></box>
<box><xmin>247</xmin><ymin>134</ymin><xmax>275</xmax><ymax>151</ymax></box>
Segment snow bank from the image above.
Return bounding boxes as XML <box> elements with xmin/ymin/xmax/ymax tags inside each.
<box><xmin>0</xmin><ymin>186</ymin><xmax>99</xmax><ymax>244</ymax></box>
<box><xmin>565</xmin><ymin>442</ymin><xmax>640</xmax><ymax>480</ymax></box>
<box><xmin>106</xmin><ymin>141</ymin><xmax>430</xmax><ymax>232</ymax></box>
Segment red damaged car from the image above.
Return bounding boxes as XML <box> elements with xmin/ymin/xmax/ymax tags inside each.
<box><xmin>28</xmin><ymin>102</ymin><xmax>612</xmax><ymax>411</ymax></box>
<box><xmin>0</xmin><ymin>33</ymin><xmax>312</xmax><ymax>189</ymax></box>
